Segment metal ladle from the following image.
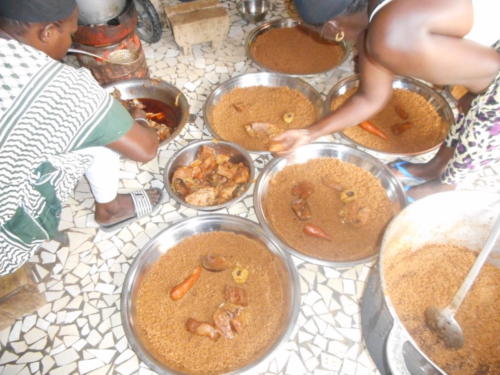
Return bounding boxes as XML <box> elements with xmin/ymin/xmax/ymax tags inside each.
<box><xmin>67</xmin><ymin>48</ymin><xmax>139</xmax><ymax>66</ymax></box>
<box><xmin>425</xmin><ymin>214</ymin><xmax>500</xmax><ymax>348</ymax></box>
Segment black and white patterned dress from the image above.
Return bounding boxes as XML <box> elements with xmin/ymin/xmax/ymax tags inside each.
<box><xmin>0</xmin><ymin>38</ymin><xmax>133</xmax><ymax>275</ymax></box>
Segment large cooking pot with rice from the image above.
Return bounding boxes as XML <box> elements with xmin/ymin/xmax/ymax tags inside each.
<box><xmin>372</xmin><ymin>191</ymin><xmax>500</xmax><ymax>375</ymax></box>
<box><xmin>326</xmin><ymin>74</ymin><xmax>455</xmax><ymax>163</ymax></box>
<box><xmin>121</xmin><ymin>214</ymin><xmax>300</xmax><ymax>375</ymax></box>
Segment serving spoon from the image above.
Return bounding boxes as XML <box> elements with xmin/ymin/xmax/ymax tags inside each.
<box><xmin>67</xmin><ymin>48</ymin><xmax>139</xmax><ymax>66</ymax></box>
<box><xmin>424</xmin><ymin>213</ymin><xmax>500</xmax><ymax>348</ymax></box>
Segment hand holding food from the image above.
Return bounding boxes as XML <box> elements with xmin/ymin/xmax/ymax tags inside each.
<box><xmin>270</xmin><ymin>129</ymin><xmax>313</xmax><ymax>155</ymax></box>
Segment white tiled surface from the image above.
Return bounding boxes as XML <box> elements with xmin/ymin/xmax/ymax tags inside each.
<box><xmin>2</xmin><ymin>1</ymin><xmax>499</xmax><ymax>375</ymax></box>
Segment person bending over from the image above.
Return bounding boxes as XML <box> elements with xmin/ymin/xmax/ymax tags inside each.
<box><xmin>0</xmin><ymin>0</ymin><xmax>162</xmax><ymax>275</ymax></box>
<box><xmin>274</xmin><ymin>0</ymin><xmax>500</xmax><ymax>200</ymax></box>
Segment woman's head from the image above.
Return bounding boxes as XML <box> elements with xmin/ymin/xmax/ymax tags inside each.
<box><xmin>294</xmin><ymin>0</ymin><xmax>370</xmax><ymax>41</ymax></box>
<box><xmin>0</xmin><ymin>0</ymin><xmax>78</xmax><ymax>60</ymax></box>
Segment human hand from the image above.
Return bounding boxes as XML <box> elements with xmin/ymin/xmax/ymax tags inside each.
<box><xmin>270</xmin><ymin>129</ymin><xmax>314</xmax><ymax>156</ymax></box>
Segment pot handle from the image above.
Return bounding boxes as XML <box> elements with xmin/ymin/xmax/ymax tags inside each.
<box><xmin>386</xmin><ymin>323</ymin><xmax>413</xmax><ymax>375</ymax></box>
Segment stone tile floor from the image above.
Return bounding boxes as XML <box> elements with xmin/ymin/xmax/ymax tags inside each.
<box><xmin>1</xmin><ymin>1</ymin><xmax>498</xmax><ymax>374</ymax></box>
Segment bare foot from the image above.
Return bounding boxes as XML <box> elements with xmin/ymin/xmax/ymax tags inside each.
<box><xmin>390</xmin><ymin>161</ymin><xmax>430</xmax><ymax>180</ymax></box>
<box><xmin>391</xmin><ymin>145</ymin><xmax>456</xmax><ymax>182</ymax></box>
<box><xmin>407</xmin><ymin>179</ymin><xmax>456</xmax><ymax>201</ymax></box>
<box><xmin>94</xmin><ymin>188</ymin><xmax>162</xmax><ymax>225</ymax></box>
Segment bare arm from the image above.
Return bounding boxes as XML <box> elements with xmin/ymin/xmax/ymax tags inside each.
<box><xmin>309</xmin><ymin>33</ymin><xmax>394</xmax><ymax>138</ymax></box>
<box><xmin>273</xmin><ymin>32</ymin><xmax>394</xmax><ymax>154</ymax></box>
<box><xmin>107</xmin><ymin>121</ymin><xmax>159</xmax><ymax>163</ymax></box>
<box><xmin>367</xmin><ymin>0</ymin><xmax>500</xmax><ymax>93</ymax></box>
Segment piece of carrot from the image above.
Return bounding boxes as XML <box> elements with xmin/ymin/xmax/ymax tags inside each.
<box><xmin>170</xmin><ymin>266</ymin><xmax>202</xmax><ymax>300</ymax></box>
<box><xmin>359</xmin><ymin>121</ymin><xmax>388</xmax><ymax>140</ymax></box>
<box><xmin>303</xmin><ymin>223</ymin><xmax>332</xmax><ymax>241</ymax></box>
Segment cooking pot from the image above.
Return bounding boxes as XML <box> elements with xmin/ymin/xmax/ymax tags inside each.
<box><xmin>375</xmin><ymin>191</ymin><xmax>500</xmax><ymax>374</ymax></box>
<box><xmin>75</xmin><ymin>0</ymin><xmax>127</xmax><ymax>25</ymax></box>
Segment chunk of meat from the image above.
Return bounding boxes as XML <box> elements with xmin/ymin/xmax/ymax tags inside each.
<box><xmin>216</xmin><ymin>154</ymin><xmax>230</xmax><ymax>164</ymax></box>
<box><xmin>291</xmin><ymin>181</ymin><xmax>315</xmax><ymax>199</ymax></box>
<box><xmin>291</xmin><ymin>198</ymin><xmax>312</xmax><ymax>221</ymax></box>
<box><xmin>201</xmin><ymin>254</ymin><xmax>232</xmax><ymax>272</ymax></box>
<box><xmin>245</xmin><ymin>122</ymin><xmax>283</xmax><ymax>141</ymax></box>
<box><xmin>391</xmin><ymin>122</ymin><xmax>413</xmax><ymax>136</ymax></box>
<box><xmin>213</xmin><ymin>303</ymin><xmax>243</xmax><ymax>339</ymax></box>
<box><xmin>224</xmin><ymin>285</ymin><xmax>248</xmax><ymax>306</ymax></box>
<box><xmin>185</xmin><ymin>187</ymin><xmax>217</xmax><ymax>206</ymax></box>
<box><xmin>232</xmin><ymin>164</ymin><xmax>250</xmax><ymax>184</ymax></box>
<box><xmin>172</xmin><ymin>166</ymin><xmax>193</xmax><ymax>182</ymax></box>
<box><xmin>198</xmin><ymin>145</ymin><xmax>216</xmax><ymax>160</ymax></box>
<box><xmin>339</xmin><ymin>204</ymin><xmax>371</xmax><ymax>227</ymax></box>
<box><xmin>321</xmin><ymin>176</ymin><xmax>344</xmax><ymax>192</ymax></box>
<box><xmin>217</xmin><ymin>182</ymin><xmax>238</xmax><ymax>202</ymax></box>
<box><xmin>394</xmin><ymin>105</ymin><xmax>409</xmax><ymax>120</ymax></box>
<box><xmin>172</xmin><ymin>179</ymin><xmax>190</xmax><ymax>197</ymax></box>
<box><xmin>185</xmin><ymin>318</ymin><xmax>219</xmax><ymax>341</ymax></box>
<box><xmin>217</xmin><ymin>161</ymin><xmax>239</xmax><ymax>180</ymax></box>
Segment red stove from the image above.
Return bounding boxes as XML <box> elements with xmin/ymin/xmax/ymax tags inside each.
<box><xmin>72</xmin><ymin>0</ymin><xmax>161</xmax><ymax>85</ymax></box>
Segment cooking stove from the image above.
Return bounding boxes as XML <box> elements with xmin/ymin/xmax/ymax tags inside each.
<box><xmin>72</xmin><ymin>0</ymin><xmax>150</xmax><ymax>85</ymax></box>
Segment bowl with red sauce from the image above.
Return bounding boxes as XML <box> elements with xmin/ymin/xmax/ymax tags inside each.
<box><xmin>104</xmin><ymin>78</ymin><xmax>190</xmax><ymax>146</ymax></box>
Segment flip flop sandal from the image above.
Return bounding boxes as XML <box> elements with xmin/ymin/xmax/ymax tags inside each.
<box><xmin>388</xmin><ymin>159</ymin><xmax>426</xmax><ymax>186</ymax></box>
<box><xmin>99</xmin><ymin>188</ymin><xmax>164</xmax><ymax>233</ymax></box>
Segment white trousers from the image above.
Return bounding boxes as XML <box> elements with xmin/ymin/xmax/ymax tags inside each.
<box><xmin>74</xmin><ymin>146</ymin><xmax>120</xmax><ymax>204</ymax></box>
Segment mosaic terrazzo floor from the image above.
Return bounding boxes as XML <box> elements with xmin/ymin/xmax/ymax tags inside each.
<box><xmin>1</xmin><ymin>1</ymin><xmax>499</xmax><ymax>375</ymax></box>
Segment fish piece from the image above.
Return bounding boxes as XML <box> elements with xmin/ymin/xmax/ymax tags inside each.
<box><xmin>391</xmin><ymin>122</ymin><xmax>413</xmax><ymax>136</ymax></box>
<box><xmin>291</xmin><ymin>181</ymin><xmax>315</xmax><ymax>199</ymax></box>
<box><xmin>172</xmin><ymin>166</ymin><xmax>193</xmax><ymax>182</ymax></box>
<box><xmin>216</xmin><ymin>154</ymin><xmax>230</xmax><ymax>165</ymax></box>
<box><xmin>232</xmin><ymin>164</ymin><xmax>250</xmax><ymax>184</ymax></box>
<box><xmin>217</xmin><ymin>182</ymin><xmax>238</xmax><ymax>202</ymax></box>
<box><xmin>170</xmin><ymin>266</ymin><xmax>202</xmax><ymax>300</ymax></box>
<box><xmin>394</xmin><ymin>105</ymin><xmax>409</xmax><ymax>120</ymax></box>
<box><xmin>321</xmin><ymin>176</ymin><xmax>344</xmax><ymax>192</ymax></box>
<box><xmin>339</xmin><ymin>205</ymin><xmax>371</xmax><ymax>227</ymax></box>
<box><xmin>213</xmin><ymin>303</ymin><xmax>243</xmax><ymax>339</ymax></box>
<box><xmin>201</xmin><ymin>254</ymin><xmax>232</xmax><ymax>272</ymax></box>
<box><xmin>217</xmin><ymin>161</ymin><xmax>239</xmax><ymax>180</ymax></box>
<box><xmin>185</xmin><ymin>318</ymin><xmax>219</xmax><ymax>341</ymax></box>
<box><xmin>224</xmin><ymin>285</ymin><xmax>248</xmax><ymax>306</ymax></box>
<box><xmin>245</xmin><ymin>122</ymin><xmax>282</xmax><ymax>140</ymax></box>
<box><xmin>303</xmin><ymin>223</ymin><xmax>332</xmax><ymax>241</ymax></box>
<box><xmin>291</xmin><ymin>198</ymin><xmax>312</xmax><ymax>221</ymax></box>
<box><xmin>353</xmin><ymin>207</ymin><xmax>371</xmax><ymax>227</ymax></box>
<box><xmin>185</xmin><ymin>187</ymin><xmax>217</xmax><ymax>206</ymax></box>
<box><xmin>198</xmin><ymin>145</ymin><xmax>216</xmax><ymax>160</ymax></box>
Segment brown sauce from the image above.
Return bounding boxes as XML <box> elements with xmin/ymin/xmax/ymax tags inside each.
<box><xmin>135</xmin><ymin>98</ymin><xmax>179</xmax><ymax>130</ymax></box>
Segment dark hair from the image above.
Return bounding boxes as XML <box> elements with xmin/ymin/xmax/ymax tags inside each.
<box><xmin>0</xmin><ymin>16</ymin><xmax>64</xmax><ymax>36</ymax></box>
<box><xmin>343</xmin><ymin>0</ymin><xmax>370</xmax><ymax>16</ymax></box>
<box><xmin>0</xmin><ymin>17</ymin><xmax>31</xmax><ymax>36</ymax></box>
